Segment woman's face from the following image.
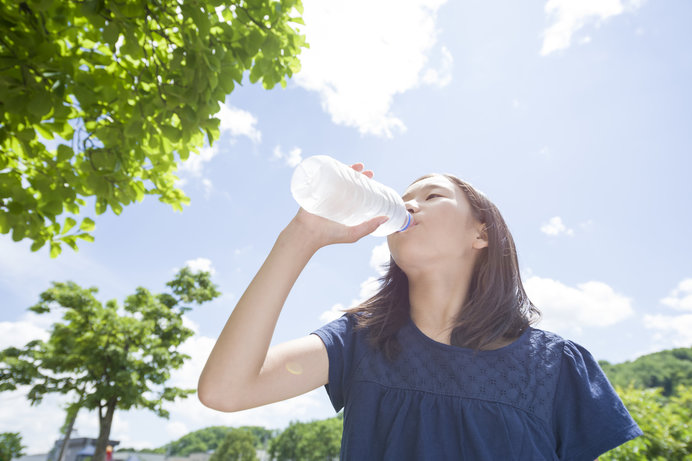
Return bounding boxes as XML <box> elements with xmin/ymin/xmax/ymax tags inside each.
<box><xmin>387</xmin><ymin>175</ymin><xmax>487</xmax><ymax>273</ymax></box>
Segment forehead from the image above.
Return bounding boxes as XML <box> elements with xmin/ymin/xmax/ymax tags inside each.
<box><xmin>401</xmin><ymin>175</ymin><xmax>457</xmax><ymax>201</ymax></box>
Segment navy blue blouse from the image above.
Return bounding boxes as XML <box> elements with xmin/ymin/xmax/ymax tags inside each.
<box><xmin>312</xmin><ymin>314</ymin><xmax>642</xmax><ymax>460</ymax></box>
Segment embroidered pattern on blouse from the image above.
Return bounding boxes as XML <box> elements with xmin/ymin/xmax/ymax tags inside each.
<box><xmin>351</xmin><ymin>326</ymin><xmax>563</xmax><ymax>423</ymax></box>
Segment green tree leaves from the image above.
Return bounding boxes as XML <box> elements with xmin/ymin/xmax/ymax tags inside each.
<box><xmin>601</xmin><ymin>386</ymin><xmax>692</xmax><ymax>461</ymax></box>
<box><xmin>0</xmin><ymin>432</ymin><xmax>26</xmax><ymax>461</ymax></box>
<box><xmin>209</xmin><ymin>428</ymin><xmax>258</xmax><ymax>461</ymax></box>
<box><xmin>269</xmin><ymin>416</ymin><xmax>343</xmax><ymax>461</ymax></box>
<box><xmin>0</xmin><ymin>0</ymin><xmax>307</xmax><ymax>256</ymax></box>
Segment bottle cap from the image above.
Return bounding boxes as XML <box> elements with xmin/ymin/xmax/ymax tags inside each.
<box><xmin>398</xmin><ymin>213</ymin><xmax>413</xmax><ymax>232</ymax></box>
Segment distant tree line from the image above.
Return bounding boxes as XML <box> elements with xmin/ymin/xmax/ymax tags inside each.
<box><xmin>115</xmin><ymin>417</ymin><xmax>343</xmax><ymax>461</ymax></box>
<box><xmin>600</xmin><ymin>347</ymin><xmax>692</xmax><ymax>396</ymax></box>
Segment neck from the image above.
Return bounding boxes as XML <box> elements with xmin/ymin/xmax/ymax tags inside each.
<box><xmin>407</xmin><ymin>261</ymin><xmax>474</xmax><ymax>345</ymax></box>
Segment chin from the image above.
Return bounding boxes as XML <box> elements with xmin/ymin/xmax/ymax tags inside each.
<box><xmin>390</xmin><ymin>247</ymin><xmax>438</xmax><ymax>273</ymax></box>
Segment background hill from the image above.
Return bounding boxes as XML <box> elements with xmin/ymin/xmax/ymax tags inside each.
<box><xmin>600</xmin><ymin>347</ymin><xmax>692</xmax><ymax>396</ymax></box>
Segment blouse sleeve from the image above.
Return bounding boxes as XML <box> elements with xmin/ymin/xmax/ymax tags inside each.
<box><xmin>552</xmin><ymin>340</ymin><xmax>643</xmax><ymax>461</ymax></box>
<box><xmin>311</xmin><ymin>314</ymin><xmax>358</xmax><ymax>413</ymax></box>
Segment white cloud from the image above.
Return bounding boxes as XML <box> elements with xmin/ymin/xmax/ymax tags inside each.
<box><xmin>0</xmin><ymin>320</ymin><xmax>49</xmax><ymax>349</ymax></box>
<box><xmin>273</xmin><ymin>145</ymin><xmax>304</xmax><ymax>168</ymax></box>
<box><xmin>320</xmin><ymin>304</ymin><xmax>346</xmax><ymax>324</ymax></box>
<box><xmin>421</xmin><ymin>45</ymin><xmax>453</xmax><ymax>88</ymax></box>
<box><xmin>540</xmin><ymin>216</ymin><xmax>574</xmax><ymax>236</ymax></box>
<box><xmin>359</xmin><ymin>276</ymin><xmax>381</xmax><ymax>302</ymax></box>
<box><xmin>216</xmin><ymin>104</ymin><xmax>261</xmax><ymax>143</ymax></box>
<box><xmin>179</xmin><ymin>145</ymin><xmax>219</xmax><ymax>177</ymax></box>
<box><xmin>182</xmin><ymin>314</ymin><xmax>201</xmax><ymax>336</ymax></box>
<box><xmin>296</xmin><ymin>0</ymin><xmax>450</xmax><ymax>137</ymax></box>
<box><xmin>178</xmin><ymin>104</ymin><xmax>261</xmax><ymax>192</ymax></box>
<box><xmin>643</xmin><ymin>314</ymin><xmax>692</xmax><ymax>348</ymax></box>
<box><xmin>540</xmin><ymin>0</ymin><xmax>646</xmax><ymax>56</ymax></box>
<box><xmin>0</xmin><ymin>389</ymin><xmax>74</xmax><ymax>453</ymax></box>
<box><xmin>201</xmin><ymin>179</ymin><xmax>213</xmax><ymax>198</ymax></box>
<box><xmin>179</xmin><ymin>104</ymin><xmax>260</xmax><ymax>175</ymax></box>
<box><xmin>166</xmin><ymin>421</ymin><xmax>190</xmax><ymax>440</ymax></box>
<box><xmin>286</xmin><ymin>148</ymin><xmax>304</xmax><ymax>168</ymax></box>
<box><xmin>640</xmin><ymin>279</ymin><xmax>692</xmax><ymax>350</ymax></box>
<box><xmin>525</xmin><ymin>275</ymin><xmax>634</xmax><ymax>335</ymax></box>
<box><xmin>369</xmin><ymin>242</ymin><xmax>391</xmax><ymax>276</ymax></box>
<box><xmin>318</xmin><ymin>243</ymin><xmax>389</xmax><ymax>322</ymax></box>
<box><xmin>184</xmin><ymin>257</ymin><xmax>216</xmax><ymax>276</ymax></box>
<box><xmin>660</xmin><ymin>278</ymin><xmax>692</xmax><ymax>311</ymax></box>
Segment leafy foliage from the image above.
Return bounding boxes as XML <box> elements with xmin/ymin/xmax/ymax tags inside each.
<box><xmin>163</xmin><ymin>426</ymin><xmax>233</xmax><ymax>456</ymax></box>
<box><xmin>0</xmin><ymin>432</ymin><xmax>25</xmax><ymax>461</ymax></box>
<box><xmin>0</xmin><ymin>0</ymin><xmax>307</xmax><ymax>256</ymax></box>
<box><xmin>240</xmin><ymin>426</ymin><xmax>276</xmax><ymax>449</ymax></box>
<box><xmin>600</xmin><ymin>348</ymin><xmax>692</xmax><ymax>396</ymax></box>
<box><xmin>0</xmin><ymin>268</ymin><xmax>221</xmax><ymax>461</ymax></box>
<box><xmin>601</xmin><ymin>385</ymin><xmax>692</xmax><ymax>460</ymax></box>
<box><xmin>208</xmin><ymin>428</ymin><xmax>257</xmax><ymax>461</ymax></box>
<box><xmin>122</xmin><ymin>426</ymin><xmax>276</xmax><ymax>456</ymax></box>
<box><xmin>269</xmin><ymin>416</ymin><xmax>342</xmax><ymax>461</ymax></box>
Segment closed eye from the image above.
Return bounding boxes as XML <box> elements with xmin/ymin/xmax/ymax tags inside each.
<box><xmin>426</xmin><ymin>194</ymin><xmax>443</xmax><ymax>200</ymax></box>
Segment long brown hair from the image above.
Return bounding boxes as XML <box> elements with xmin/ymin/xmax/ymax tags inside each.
<box><xmin>346</xmin><ymin>174</ymin><xmax>540</xmax><ymax>360</ymax></box>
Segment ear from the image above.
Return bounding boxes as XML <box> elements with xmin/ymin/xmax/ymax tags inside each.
<box><xmin>472</xmin><ymin>223</ymin><xmax>488</xmax><ymax>250</ymax></box>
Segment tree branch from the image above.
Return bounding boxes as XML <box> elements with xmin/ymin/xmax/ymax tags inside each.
<box><xmin>236</xmin><ymin>6</ymin><xmax>269</xmax><ymax>31</ymax></box>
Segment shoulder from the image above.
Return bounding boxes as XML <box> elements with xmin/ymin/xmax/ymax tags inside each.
<box><xmin>527</xmin><ymin>327</ymin><xmax>609</xmax><ymax>388</ymax></box>
<box><xmin>522</xmin><ymin>327</ymin><xmax>602</xmax><ymax>377</ymax></box>
<box><xmin>526</xmin><ymin>326</ymin><xmax>566</xmax><ymax>346</ymax></box>
<box><xmin>526</xmin><ymin>327</ymin><xmax>587</xmax><ymax>356</ymax></box>
<box><xmin>311</xmin><ymin>313</ymin><xmax>369</xmax><ymax>351</ymax></box>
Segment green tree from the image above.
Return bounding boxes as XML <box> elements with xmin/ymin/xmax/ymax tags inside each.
<box><xmin>600</xmin><ymin>348</ymin><xmax>692</xmax><ymax>396</ymax></box>
<box><xmin>269</xmin><ymin>416</ymin><xmax>342</xmax><ymax>461</ymax></box>
<box><xmin>601</xmin><ymin>385</ymin><xmax>692</xmax><ymax>460</ymax></box>
<box><xmin>156</xmin><ymin>426</ymin><xmax>275</xmax><ymax>456</ymax></box>
<box><xmin>0</xmin><ymin>432</ymin><xmax>25</xmax><ymax>461</ymax></box>
<box><xmin>209</xmin><ymin>428</ymin><xmax>257</xmax><ymax>461</ymax></box>
<box><xmin>0</xmin><ymin>267</ymin><xmax>221</xmax><ymax>461</ymax></box>
<box><xmin>0</xmin><ymin>0</ymin><xmax>307</xmax><ymax>256</ymax></box>
<box><xmin>239</xmin><ymin>426</ymin><xmax>276</xmax><ymax>450</ymax></box>
<box><xmin>164</xmin><ymin>426</ymin><xmax>231</xmax><ymax>457</ymax></box>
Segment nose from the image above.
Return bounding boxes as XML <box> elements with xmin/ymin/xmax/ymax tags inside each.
<box><xmin>405</xmin><ymin>200</ymin><xmax>419</xmax><ymax>214</ymax></box>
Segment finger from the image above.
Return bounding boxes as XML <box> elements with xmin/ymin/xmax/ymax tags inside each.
<box><xmin>350</xmin><ymin>163</ymin><xmax>373</xmax><ymax>178</ymax></box>
<box><xmin>348</xmin><ymin>216</ymin><xmax>389</xmax><ymax>241</ymax></box>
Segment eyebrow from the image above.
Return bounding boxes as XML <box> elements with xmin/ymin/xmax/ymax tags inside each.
<box><xmin>401</xmin><ymin>184</ymin><xmax>447</xmax><ymax>202</ymax></box>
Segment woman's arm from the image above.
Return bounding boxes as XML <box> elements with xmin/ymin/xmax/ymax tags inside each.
<box><xmin>198</xmin><ymin>167</ymin><xmax>386</xmax><ymax>412</ymax></box>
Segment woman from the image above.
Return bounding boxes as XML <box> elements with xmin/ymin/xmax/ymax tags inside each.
<box><xmin>198</xmin><ymin>164</ymin><xmax>642</xmax><ymax>460</ymax></box>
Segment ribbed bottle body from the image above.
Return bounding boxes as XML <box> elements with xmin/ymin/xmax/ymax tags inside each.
<box><xmin>290</xmin><ymin>156</ymin><xmax>410</xmax><ymax>236</ymax></box>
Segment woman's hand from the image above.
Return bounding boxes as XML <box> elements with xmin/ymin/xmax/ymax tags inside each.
<box><xmin>285</xmin><ymin>162</ymin><xmax>388</xmax><ymax>250</ymax></box>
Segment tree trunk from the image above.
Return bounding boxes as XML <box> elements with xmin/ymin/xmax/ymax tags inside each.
<box><xmin>93</xmin><ymin>398</ymin><xmax>117</xmax><ymax>461</ymax></box>
<box><xmin>56</xmin><ymin>406</ymin><xmax>79</xmax><ymax>461</ymax></box>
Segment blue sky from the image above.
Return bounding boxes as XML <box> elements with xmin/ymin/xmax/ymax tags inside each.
<box><xmin>2</xmin><ymin>0</ymin><xmax>691</xmax><ymax>453</ymax></box>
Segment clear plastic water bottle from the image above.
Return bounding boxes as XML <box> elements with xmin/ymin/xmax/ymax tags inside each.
<box><xmin>290</xmin><ymin>155</ymin><xmax>412</xmax><ymax>236</ymax></box>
